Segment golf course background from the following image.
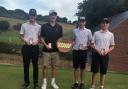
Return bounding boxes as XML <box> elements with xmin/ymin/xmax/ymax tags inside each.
<box><xmin>0</xmin><ymin>13</ymin><xmax>128</xmax><ymax>89</ymax></box>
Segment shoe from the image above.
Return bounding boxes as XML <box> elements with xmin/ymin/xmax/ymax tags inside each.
<box><xmin>100</xmin><ymin>86</ymin><xmax>105</xmax><ymax>89</ymax></box>
<box><xmin>89</xmin><ymin>85</ymin><xmax>95</xmax><ymax>89</ymax></box>
<box><xmin>72</xmin><ymin>83</ymin><xmax>79</xmax><ymax>89</ymax></box>
<box><xmin>34</xmin><ymin>83</ymin><xmax>39</xmax><ymax>89</ymax></box>
<box><xmin>89</xmin><ymin>88</ymin><xmax>95</xmax><ymax>89</ymax></box>
<box><xmin>51</xmin><ymin>82</ymin><xmax>59</xmax><ymax>89</ymax></box>
<box><xmin>79</xmin><ymin>83</ymin><xmax>85</xmax><ymax>89</ymax></box>
<box><xmin>21</xmin><ymin>83</ymin><xmax>30</xmax><ymax>89</ymax></box>
<box><xmin>41</xmin><ymin>83</ymin><xmax>47</xmax><ymax>89</ymax></box>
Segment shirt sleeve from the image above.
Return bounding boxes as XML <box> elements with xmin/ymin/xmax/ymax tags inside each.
<box><xmin>40</xmin><ymin>25</ymin><xmax>45</xmax><ymax>37</ymax></box>
<box><xmin>72</xmin><ymin>30</ymin><xmax>76</xmax><ymax>40</ymax></box>
<box><xmin>60</xmin><ymin>26</ymin><xmax>63</xmax><ymax>37</ymax></box>
<box><xmin>20</xmin><ymin>24</ymin><xmax>25</xmax><ymax>34</ymax></box>
<box><xmin>110</xmin><ymin>34</ymin><xmax>115</xmax><ymax>45</ymax></box>
<box><xmin>92</xmin><ymin>32</ymin><xmax>96</xmax><ymax>44</ymax></box>
<box><xmin>38</xmin><ymin>25</ymin><xmax>41</xmax><ymax>37</ymax></box>
<box><xmin>88</xmin><ymin>30</ymin><xmax>93</xmax><ymax>41</ymax></box>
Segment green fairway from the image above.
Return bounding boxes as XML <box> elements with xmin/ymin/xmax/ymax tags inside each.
<box><xmin>0</xmin><ymin>64</ymin><xmax>127</xmax><ymax>89</ymax></box>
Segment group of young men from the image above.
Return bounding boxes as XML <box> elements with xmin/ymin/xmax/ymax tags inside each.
<box><xmin>20</xmin><ymin>9</ymin><xmax>115</xmax><ymax>89</ymax></box>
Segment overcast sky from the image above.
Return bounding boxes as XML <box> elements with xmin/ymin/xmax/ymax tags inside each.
<box><xmin>0</xmin><ymin>0</ymin><xmax>83</xmax><ymax>21</ymax></box>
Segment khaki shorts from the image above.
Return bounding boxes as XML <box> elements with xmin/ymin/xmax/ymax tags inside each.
<box><xmin>42</xmin><ymin>52</ymin><xmax>60</xmax><ymax>66</ymax></box>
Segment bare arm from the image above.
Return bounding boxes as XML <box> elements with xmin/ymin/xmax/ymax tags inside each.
<box><xmin>105</xmin><ymin>45</ymin><xmax>115</xmax><ymax>54</ymax></box>
<box><xmin>40</xmin><ymin>37</ymin><xmax>51</xmax><ymax>49</ymax></box>
<box><xmin>20</xmin><ymin>34</ymin><xmax>28</xmax><ymax>44</ymax></box>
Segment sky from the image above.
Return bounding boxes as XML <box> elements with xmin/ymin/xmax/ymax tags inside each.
<box><xmin>0</xmin><ymin>0</ymin><xmax>83</xmax><ymax>21</ymax></box>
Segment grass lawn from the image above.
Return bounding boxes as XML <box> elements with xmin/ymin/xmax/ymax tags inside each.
<box><xmin>0</xmin><ymin>64</ymin><xmax>127</xmax><ymax>89</ymax></box>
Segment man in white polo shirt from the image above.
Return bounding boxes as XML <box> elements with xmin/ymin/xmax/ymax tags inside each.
<box><xmin>90</xmin><ymin>18</ymin><xmax>115</xmax><ymax>89</ymax></box>
<box><xmin>72</xmin><ymin>17</ymin><xmax>92</xmax><ymax>89</ymax></box>
<box><xmin>20</xmin><ymin>9</ymin><xmax>41</xmax><ymax>89</ymax></box>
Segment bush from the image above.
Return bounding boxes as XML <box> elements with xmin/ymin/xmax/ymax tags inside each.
<box><xmin>12</xmin><ymin>23</ymin><xmax>22</xmax><ymax>30</ymax></box>
<box><xmin>0</xmin><ymin>42</ymin><xmax>22</xmax><ymax>54</ymax></box>
<box><xmin>0</xmin><ymin>20</ymin><xmax>10</xmax><ymax>30</ymax></box>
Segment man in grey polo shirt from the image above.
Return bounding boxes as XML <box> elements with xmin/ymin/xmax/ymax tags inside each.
<box><xmin>90</xmin><ymin>18</ymin><xmax>115</xmax><ymax>89</ymax></box>
<box><xmin>20</xmin><ymin>9</ymin><xmax>41</xmax><ymax>89</ymax></box>
<box><xmin>72</xmin><ymin>17</ymin><xmax>92</xmax><ymax>89</ymax></box>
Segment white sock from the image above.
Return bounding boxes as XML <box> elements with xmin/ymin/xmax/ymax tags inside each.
<box><xmin>43</xmin><ymin>78</ymin><xmax>47</xmax><ymax>84</ymax></box>
<box><xmin>51</xmin><ymin>78</ymin><xmax>55</xmax><ymax>84</ymax></box>
<box><xmin>92</xmin><ymin>85</ymin><xmax>95</xmax><ymax>88</ymax></box>
<box><xmin>80</xmin><ymin>81</ymin><xmax>84</xmax><ymax>84</ymax></box>
<box><xmin>75</xmin><ymin>81</ymin><xmax>79</xmax><ymax>84</ymax></box>
<box><xmin>100</xmin><ymin>85</ymin><xmax>104</xmax><ymax>88</ymax></box>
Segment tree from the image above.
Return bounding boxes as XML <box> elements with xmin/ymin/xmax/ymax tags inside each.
<box><xmin>77</xmin><ymin>0</ymin><xmax>128</xmax><ymax>29</ymax></box>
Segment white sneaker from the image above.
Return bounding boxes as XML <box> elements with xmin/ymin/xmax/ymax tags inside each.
<box><xmin>90</xmin><ymin>88</ymin><xmax>95</xmax><ymax>89</ymax></box>
<box><xmin>100</xmin><ymin>86</ymin><xmax>105</xmax><ymax>89</ymax></box>
<box><xmin>51</xmin><ymin>82</ymin><xmax>59</xmax><ymax>89</ymax></box>
<box><xmin>41</xmin><ymin>83</ymin><xmax>47</xmax><ymax>89</ymax></box>
<box><xmin>89</xmin><ymin>85</ymin><xmax>95</xmax><ymax>89</ymax></box>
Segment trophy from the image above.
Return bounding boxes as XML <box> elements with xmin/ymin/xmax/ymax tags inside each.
<box><xmin>29</xmin><ymin>38</ymin><xmax>33</xmax><ymax>45</ymax></box>
<box><xmin>79</xmin><ymin>44</ymin><xmax>88</xmax><ymax>50</ymax></box>
<box><xmin>79</xmin><ymin>44</ymin><xmax>84</xmax><ymax>50</ymax></box>
<box><xmin>48</xmin><ymin>43</ymin><xmax>52</xmax><ymax>49</ymax></box>
<box><xmin>101</xmin><ymin>49</ymin><xmax>105</xmax><ymax>55</ymax></box>
<box><xmin>57</xmin><ymin>38</ymin><xmax>73</xmax><ymax>53</ymax></box>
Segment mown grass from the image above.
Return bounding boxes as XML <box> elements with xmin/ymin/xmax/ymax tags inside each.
<box><xmin>0</xmin><ymin>64</ymin><xmax>127</xmax><ymax>89</ymax></box>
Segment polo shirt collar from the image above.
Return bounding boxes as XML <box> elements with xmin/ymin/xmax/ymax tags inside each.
<box><xmin>48</xmin><ymin>22</ymin><xmax>57</xmax><ymax>28</ymax></box>
<box><xmin>100</xmin><ymin>29</ymin><xmax>109</xmax><ymax>33</ymax></box>
<box><xmin>78</xmin><ymin>27</ymin><xmax>86</xmax><ymax>31</ymax></box>
<box><xmin>28</xmin><ymin>21</ymin><xmax>37</xmax><ymax>26</ymax></box>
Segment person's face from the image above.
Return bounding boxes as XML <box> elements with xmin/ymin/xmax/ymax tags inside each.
<box><xmin>101</xmin><ymin>22</ymin><xmax>109</xmax><ymax>30</ymax></box>
<box><xmin>79</xmin><ymin>20</ymin><xmax>86</xmax><ymax>28</ymax></box>
<box><xmin>29</xmin><ymin>15</ymin><xmax>36</xmax><ymax>21</ymax></box>
<box><xmin>49</xmin><ymin>14</ymin><xmax>57</xmax><ymax>22</ymax></box>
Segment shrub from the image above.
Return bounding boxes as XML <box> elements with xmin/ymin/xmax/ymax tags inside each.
<box><xmin>0</xmin><ymin>20</ymin><xmax>10</xmax><ymax>30</ymax></box>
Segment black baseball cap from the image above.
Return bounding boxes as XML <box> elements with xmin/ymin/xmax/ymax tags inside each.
<box><xmin>79</xmin><ymin>17</ymin><xmax>86</xmax><ymax>22</ymax></box>
<box><xmin>49</xmin><ymin>9</ymin><xmax>57</xmax><ymax>16</ymax></box>
<box><xmin>29</xmin><ymin>9</ymin><xmax>37</xmax><ymax>16</ymax></box>
<box><xmin>101</xmin><ymin>18</ymin><xmax>110</xmax><ymax>23</ymax></box>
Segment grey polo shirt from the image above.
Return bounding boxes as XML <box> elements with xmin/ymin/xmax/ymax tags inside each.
<box><xmin>73</xmin><ymin>27</ymin><xmax>92</xmax><ymax>50</ymax></box>
<box><xmin>20</xmin><ymin>22</ymin><xmax>41</xmax><ymax>43</ymax></box>
<box><xmin>92</xmin><ymin>30</ymin><xmax>115</xmax><ymax>52</ymax></box>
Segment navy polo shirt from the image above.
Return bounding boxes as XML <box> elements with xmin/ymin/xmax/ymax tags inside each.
<box><xmin>41</xmin><ymin>22</ymin><xmax>63</xmax><ymax>52</ymax></box>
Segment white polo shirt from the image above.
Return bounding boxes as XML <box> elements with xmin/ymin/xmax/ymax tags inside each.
<box><xmin>20</xmin><ymin>21</ymin><xmax>41</xmax><ymax>43</ymax></box>
<box><xmin>73</xmin><ymin>27</ymin><xmax>92</xmax><ymax>50</ymax></box>
<box><xmin>92</xmin><ymin>30</ymin><xmax>115</xmax><ymax>52</ymax></box>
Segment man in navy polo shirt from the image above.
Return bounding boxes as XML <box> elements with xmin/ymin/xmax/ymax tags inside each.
<box><xmin>40</xmin><ymin>10</ymin><xmax>63</xmax><ymax>89</ymax></box>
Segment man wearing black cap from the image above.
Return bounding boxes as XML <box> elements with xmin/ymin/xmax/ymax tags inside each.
<box><xmin>72</xmin><ymin>17</ymin><xmax>92</xmax><ymax>89</ymax></box>
<box><xmin>40</xmin><ymin>9</ymin><xmax>63</xmax><ymax>89</ymax></box>
<box><xmin>20</xmin><ymin>9</ymin><xmax>41</xmax><ymax>89</ymax></box>
<box><xmin>90</xmin><ymin>18</ymin><xmax>115</xmax><ymax>89</ymax></box>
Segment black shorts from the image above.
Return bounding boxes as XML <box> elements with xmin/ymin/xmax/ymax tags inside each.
<box><xmin>91</xmin><ymin>52</ymin><xmax>109</xmax><ymax>74</ymax></box>
<box><xmin>73</xmin><ymin>50</ymin><xmax>87</xmax><ymax>69</ymax></box>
